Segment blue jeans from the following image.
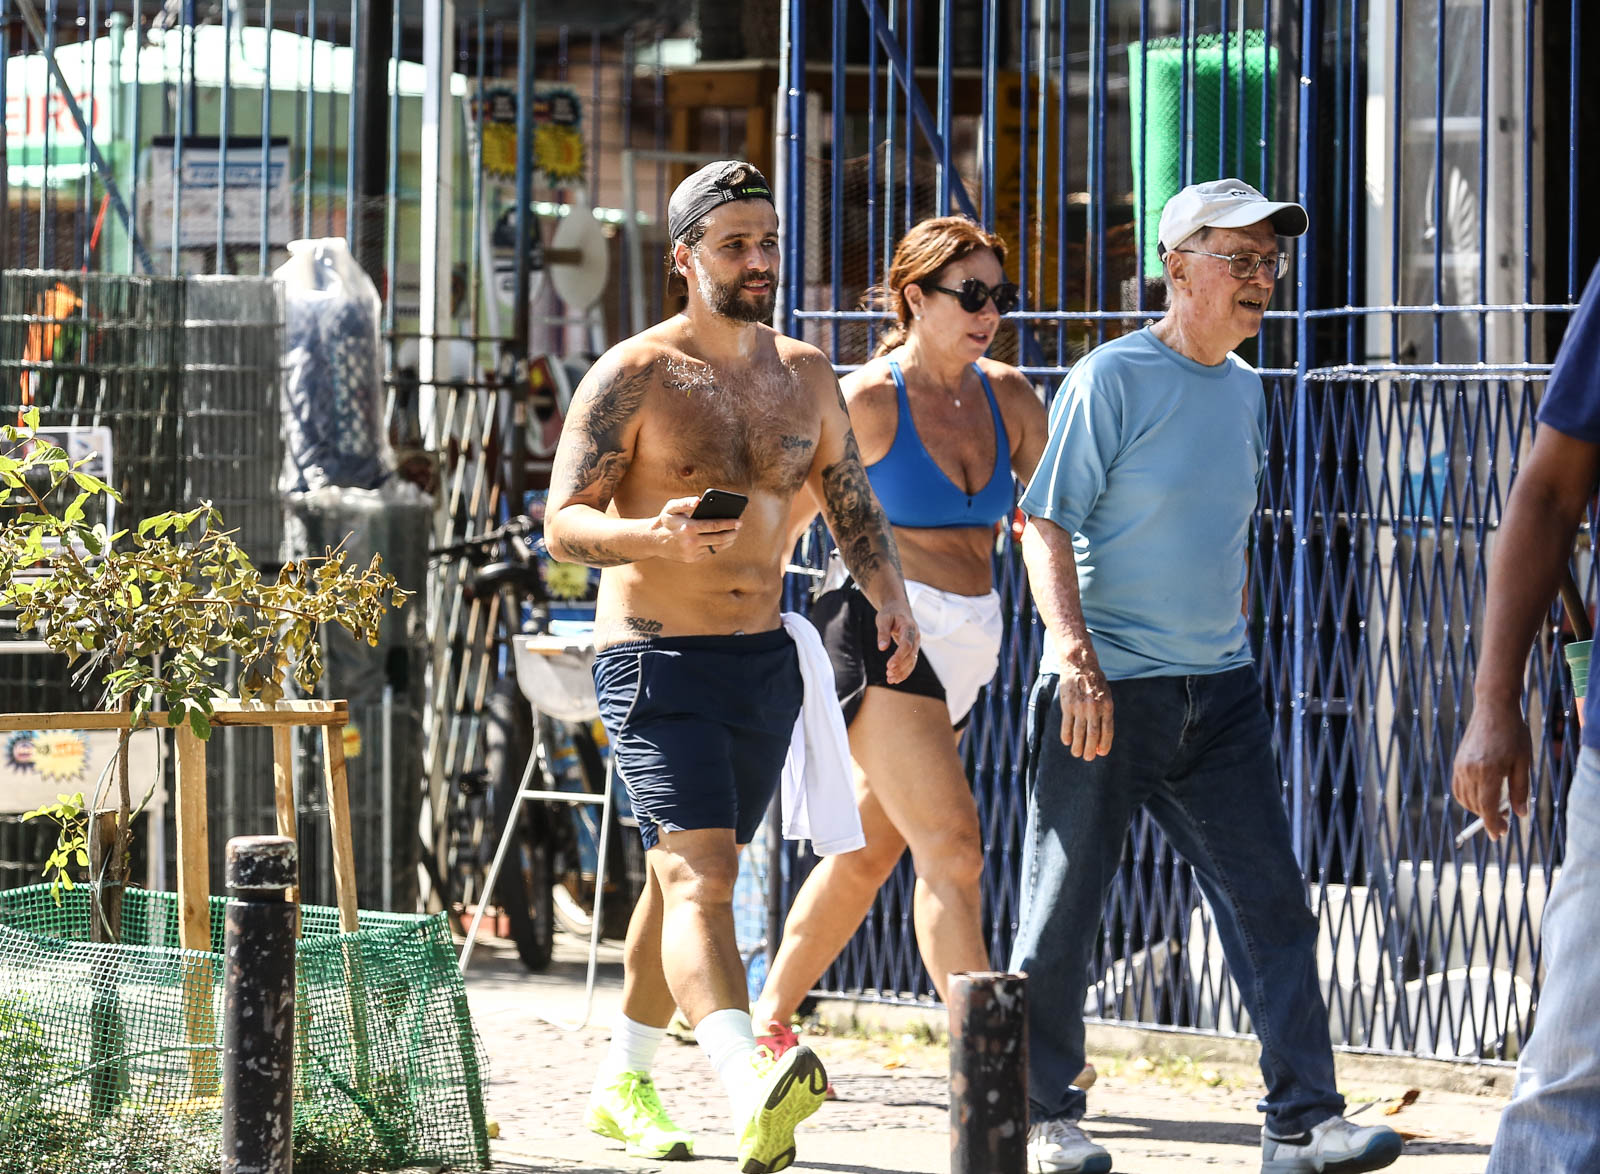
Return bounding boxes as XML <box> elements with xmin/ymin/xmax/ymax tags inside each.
<box><xmin>1486</xmin><ymin>745</ymin><xmax>1600</xmax><ymax>1173</ymax></box>
<box><xmin>1008</xmin><ymin>666</ymin><xmax>1344</xmax><ymax>1135</ymax></box>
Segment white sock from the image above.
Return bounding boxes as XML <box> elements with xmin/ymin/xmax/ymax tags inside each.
<box><xmin>599</xmin><ymin>1014</ymin><xmax>666</xmax><ymax>1080</ymax></box>
<box><xmin>694</xmin><ymin>1007</ymin><xmax>759</xmax><ymax>1118</ymax></box>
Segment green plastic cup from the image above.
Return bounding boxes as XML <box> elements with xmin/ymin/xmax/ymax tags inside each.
<box><xmin>1566</xmin><ymin>639</ymin><xmax>1591</xmax><ymax>721</ymax></box>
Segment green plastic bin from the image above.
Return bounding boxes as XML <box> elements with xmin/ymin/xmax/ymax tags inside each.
<box><xmin>1128</xmin><ymin>31</ymin><xmax>1279</xmax><ymax>277</ymax></box>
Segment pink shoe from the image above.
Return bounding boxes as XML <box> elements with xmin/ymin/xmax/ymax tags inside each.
<box><xmin>756</xmin><ymin>1019</ymin><xmax>836</xmax><ymax>1100</ymax></box>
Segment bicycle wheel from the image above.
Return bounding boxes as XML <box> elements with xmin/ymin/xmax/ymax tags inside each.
<box><xmin>485</xmin><ymin>678</ymin><xmax>555</xmax><ymax>972</ymax></box>
<box><xmin>549</xmin><ymin>721</ymin><xmax>646</xmax><ymax>942</ymax></box>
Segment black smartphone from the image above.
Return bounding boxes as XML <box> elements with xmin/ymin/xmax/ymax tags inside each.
<box><xmin>690</xmin><ymin>488</ymin><xmax>749</xmax><ymax>520</ymax></box>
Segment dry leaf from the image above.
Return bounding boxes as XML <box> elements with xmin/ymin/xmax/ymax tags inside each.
<box><xmin>1382</xmin><ymin>1088</ymin><xmax>1422</xmax><ymax>1116</ymax></box>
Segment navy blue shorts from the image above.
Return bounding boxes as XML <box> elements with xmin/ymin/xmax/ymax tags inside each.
<box><xmin>591</xmin><ymin>628</ymin><xmax>803</xmax><ymax>851</ymax></box>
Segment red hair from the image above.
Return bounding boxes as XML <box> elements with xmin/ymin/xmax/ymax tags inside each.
<box><xmin>864</xmin><ymin>216</ymin><xmax>1008</xmax><ymax>356</ymax></box>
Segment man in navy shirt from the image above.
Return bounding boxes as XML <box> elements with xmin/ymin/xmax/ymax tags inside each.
<box><xmin>1454</xmin><ymin>260</ymin><xmax>1600</xmax><ymax>1173</ymax></box>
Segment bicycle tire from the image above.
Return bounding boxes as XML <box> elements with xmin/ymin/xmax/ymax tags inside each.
<box><xmin>553</xmin><ymin>722</ymin><xmax>645</xmax><ymax>942</ymax></box>
<box><xmin>485</xmin><ymin>678</ymin><xmax>556</xmax><ymax>971</ymax></box>
<box><xmin>501</xmin><ymin>819</ymin><xmax>555</xmax><ymax>971</ymax></box>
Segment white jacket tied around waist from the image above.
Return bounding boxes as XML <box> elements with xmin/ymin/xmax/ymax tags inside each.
<box><xmin>779</xmin><ymin>612</ymin><xmax>865</xmax><ymax>856</ymax></box>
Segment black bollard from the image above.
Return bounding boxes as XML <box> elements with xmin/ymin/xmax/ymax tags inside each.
<box><xmin>949</xmin><ymin>971</ymin><xmax>1028</xmax><ymax>1174</ymax></box>
<box><xmin>222</xmin><ymin>835</ymin><xmax>298</xmax><ymax>1174</ymax></box>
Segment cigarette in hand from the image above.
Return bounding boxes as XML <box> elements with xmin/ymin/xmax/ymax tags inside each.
<box><xmin>1454</xmin><ymin>799</ymin><xmax>1514</xmax><ymax>848</ymax></box>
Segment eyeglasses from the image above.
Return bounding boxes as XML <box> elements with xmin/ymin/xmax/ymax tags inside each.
<box><xmin>920</xmin><ymin>277</ymin><xmax>1020</xmax><ymax>315</ymax></box>
<box><xmin>1171</xmin><ymin>249</ymin><xmax>1290</xmax><ymax>281</ymax></box>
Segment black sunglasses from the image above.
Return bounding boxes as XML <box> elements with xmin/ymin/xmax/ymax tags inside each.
<box><xmin>921</xmin><ymin>277</ymin><xmax>1020</xmax><ymax>315</ymax></box>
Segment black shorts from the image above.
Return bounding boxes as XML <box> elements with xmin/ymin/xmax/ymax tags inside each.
<box><xmin>809</xmin><ymin>583</ymin><xmax>947</xmax><ymax>728</ymax></box>
<box><xmin>591</xmin><ymin>628</ymin><xmax>803</xmax><ymax>851</ymax></box>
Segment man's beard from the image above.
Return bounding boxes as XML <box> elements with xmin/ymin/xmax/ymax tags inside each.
<box><xmin>699</xmin><ymin>267</ymin><xmax>777</xmax><ymax>323</ymax></box>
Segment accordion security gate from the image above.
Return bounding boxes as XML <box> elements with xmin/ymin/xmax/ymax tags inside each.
<box><xmin>780</xmin><ymin>0</ymin><xmax>1597</xmax><ymax>1063</ymax></box>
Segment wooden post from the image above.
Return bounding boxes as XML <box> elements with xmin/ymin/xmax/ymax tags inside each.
<box><xmin>271</xmin><ymin>725</ymin><xmax>301</xmax><ymax>922</ymax></box>
<box><xmin>174</xmin><ymin>721</ymin><xmax>218</xmax><ymax>1095</ymax></box>
<box><xmin>174</xmin><ymin>723</ymin><xmax>211</xmax><ymax>950</ymax></box>
<box><xmin>320</xmin><ymin>724</ymin><xmax>360</xmax><ymax>935</ymax></box>
<box><xmin>320</xmin><ymin>721</ymin><xmax>370</xmax><ymax>1091</ymax></box>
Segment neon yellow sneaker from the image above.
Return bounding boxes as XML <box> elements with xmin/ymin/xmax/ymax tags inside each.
<box><xmin>584</xmin><ymin>1070</ymin><xmax>695</xmax><ymax>1160</ymax></box>
<box><xmin>735</xmin><ymin>1042</ymin><xmax>829</xmax><ymax>1173</ymax></box>
<box><xmin>756</xmin><ymin>1018</ymin><xmax>837</xmax><ymax>1099</ymax></box>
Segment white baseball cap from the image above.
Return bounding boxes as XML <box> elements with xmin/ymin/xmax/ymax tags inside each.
<box><xmin>1157</xmin><ymin>178</ymin><xmax>1308</xmax><ymax>253</ymax></box>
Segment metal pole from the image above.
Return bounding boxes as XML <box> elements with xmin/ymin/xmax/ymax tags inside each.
<box><xmin>217</xmin><ymin>0</ymin><xmax>233</xmax><ymax>273</ymax></box>
<box><xmin>418</xmin><ymin>0</ymin><xmax>456</xmax><ymax>438</ymax></box>
<box><xmin>353</xmin><ymin>0</ymin><xmax>390</xmax><ymax>283</ymax></box>
<box><xmin>259</xmin><ymin>0</ymin><xmax>273</xmax><ymax>274</ymax></box>
<box><xmin>382</xmin><ymin>0</ymin><xmax>401</xmax><ymax>319</ymax></box>
<box><xmin>785</xmin><ymin>0</ymin><xmax>805</xmax><ymax>339</ymax></box>
<box><xmin>1</xmin><ymin>0</ymin><xmax>11</xmax><ymax>271</ymax></box>
<box><xmin>222</xmin><ymin>835</ymin><xmax>297</xmax><ymax>1174</ymax></box>
<box><xmin>1290</xmin><ymin>0</ymin><xmax>1321</xmax><ymax>870</ymax></box>
<box><xmin>509</xmin><ymin>0</ymin><xmax>536</xmax><ymax>518</ymax></box>
<box><xmin>774</xmin><ymin>0</ymin><xmax>791</xmax><ymax>334</ymax></box>
<box><xmin>513</xmin><ymin>2</ymin><xmax>536</xmax><ymax>359</ymax></box>
<box><xmin>948</xmin><ymin>972</ymin><xmax>1027</xmax><ymax>1174</ymax></box>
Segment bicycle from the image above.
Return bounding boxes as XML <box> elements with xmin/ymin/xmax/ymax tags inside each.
<box><xmin>428</xmin><ymin>514</ymin><xmax>644</xmax><ymax>972</ymax></box>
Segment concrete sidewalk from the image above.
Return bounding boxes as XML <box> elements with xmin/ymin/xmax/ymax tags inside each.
<box><xmin>461</xmin><ymin>929</ymin><xmax>1506</xmax><ymax>1174</ymax></box>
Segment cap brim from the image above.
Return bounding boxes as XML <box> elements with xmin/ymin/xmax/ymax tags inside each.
<box><xmin>1204</xmin><ymin>200</ymin><xmax>1308</xmax><ymax>237</ymax></box>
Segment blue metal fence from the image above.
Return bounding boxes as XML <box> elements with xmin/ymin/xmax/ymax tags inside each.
<box><xmin>780</xmin><ymin>0</ymin><xmax>1596</xmax><ymax>1063</ymax></box>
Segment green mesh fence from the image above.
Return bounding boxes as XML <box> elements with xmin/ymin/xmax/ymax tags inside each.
<box><xmin>0</xmin><ymin>884</ymin><xmax>489</xmax><ymax>1174</ymax></box>
<box><xmin>1128</xmin><ymin>31</ymin><xmax>1279</xmax><ymax>276</ymax></box>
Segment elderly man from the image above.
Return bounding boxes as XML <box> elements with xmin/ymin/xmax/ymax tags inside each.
<box><xmin>1452</xmin><ymin>260</ymin><xmax>1600</xmax><ymax>1174</ymax></box>
<box><xmin>1010</xmin><ymin>180</ymin><xmax>1403</xmax><ymax>1174</ymax></box>
<box><xmin>545</xmin><ymin>160</ymin><xmax>917</xmax><ymax>1174</ymax></box>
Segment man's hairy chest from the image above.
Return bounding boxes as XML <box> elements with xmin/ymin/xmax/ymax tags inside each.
<box><xmin>637</xmin><ymin>357</ymin><xmax>819</xmax><ymax>494</ymax></box>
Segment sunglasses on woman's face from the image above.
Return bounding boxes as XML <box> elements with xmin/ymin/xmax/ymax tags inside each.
<box><xmin>921</xmin><ymin>277</ymin><xmax>1020</xmax><ymax>315</ymax></box>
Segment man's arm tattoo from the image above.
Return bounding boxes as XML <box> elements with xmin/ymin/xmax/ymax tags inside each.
<box><xmin>552</xmin><ymin>359</ymin><xmax>654</xmax><ymax>503</ymax></box>
<box><xmin>554</xmin><ymin>537</ymin><xmax>633</xmax><ymax>569</ymax></box>
<box><xmin>821</xmin><ymin>429</ymin><xmax>903</xmax><ymax>586</ymax></box>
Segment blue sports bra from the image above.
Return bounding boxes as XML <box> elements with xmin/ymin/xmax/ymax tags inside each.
<box><xmin>865</xmin><ymin>359</ymin><xmax>1014</xmax><ymax>529</ymax></box>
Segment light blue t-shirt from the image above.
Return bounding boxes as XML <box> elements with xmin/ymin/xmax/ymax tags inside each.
<box><xmin>1020</xmin><ymin>327</ymin><xmax>1265</xmax><ymax>680</ymax></box>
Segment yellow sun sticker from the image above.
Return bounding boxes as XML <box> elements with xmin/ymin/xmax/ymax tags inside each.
<box><xmin>470</xmin><ymin>84</ymin><xmax>586</xmax><ymax>186</ymax></box>
<box><xmin>6</xmin><ymin>730</ymin><xmax>89</xmax><ymax>782</ymax></box>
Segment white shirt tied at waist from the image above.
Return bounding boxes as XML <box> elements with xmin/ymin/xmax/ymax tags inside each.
<box><xmin>779</xmin><ymin>612</ymin><xmax>865</xmax><ymax>856</ymax></box>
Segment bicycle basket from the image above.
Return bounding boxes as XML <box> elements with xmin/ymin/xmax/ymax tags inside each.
<box><xmin>513</xmin><ymin>632</ymin><xmax>601</xmax><ymax>722</ymax></box>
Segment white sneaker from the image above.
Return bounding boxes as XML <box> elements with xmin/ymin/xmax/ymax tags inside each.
<box><xmin>1027</xmin><ymin>1116</ymin><xmax>1113</xmax><ymax>1173</ymax></box>
<box><xmin>1260</xmin><ymin>1115</ymin><xmax>1403</xmax><ymax>1173</ymax></box>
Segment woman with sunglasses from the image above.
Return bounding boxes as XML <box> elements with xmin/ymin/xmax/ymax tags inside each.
<box><xmin>753</xmin><ymin>215</ymin><xmax>1047</xmax><ymax>1061</ymax></box>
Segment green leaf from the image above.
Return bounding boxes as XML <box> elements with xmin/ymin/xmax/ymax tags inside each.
<box><xmin>188</xmin><ymin>709</ymin><xmax>212</xmax><ymax>741</ymax></box>
<box><xmin>70</xmin><ymin>470</ymin><xmax>113</xmax><ymax>495</ymax></box>
<box><xmin>62</xmin><ymin>490</ymin><xmax>91</xmax><ymax>525</ymax></box>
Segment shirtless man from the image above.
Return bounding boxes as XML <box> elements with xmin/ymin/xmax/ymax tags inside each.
<box><xmin>544</xmin><ymin>161</ymin><xmax>918</xmax><ymax>1174</ymax></box>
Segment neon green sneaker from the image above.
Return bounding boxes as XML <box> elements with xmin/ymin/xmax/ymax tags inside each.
<box><xmin>735</xmin><ymin>1042</ymin><xmax>829</xmax><ymax>1173</ymax></box>
<box><xmin>584</xmin><ymin>1070</ymin><xmax>695</xmax><ymax>1160</ymax></box>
